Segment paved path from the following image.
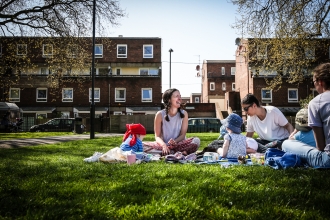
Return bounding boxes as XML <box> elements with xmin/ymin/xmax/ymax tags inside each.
<box><xmin>0</xmin><ymin>133</ymin><xmax>123</xmax><ymax>149</ymax></box>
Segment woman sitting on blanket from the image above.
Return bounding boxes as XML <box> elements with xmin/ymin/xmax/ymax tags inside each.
<box><xmin>143</xmin><ymin>88</ymin><xmax>200</xmax><ymax>156</ymax></box>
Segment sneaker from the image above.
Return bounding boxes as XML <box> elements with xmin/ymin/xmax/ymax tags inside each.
<box><xmin>83</xmin><ymin>152</ymin><xmax>103</xmax><ymax>162</ymax></box>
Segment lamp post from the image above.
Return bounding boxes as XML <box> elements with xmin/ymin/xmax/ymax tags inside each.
<box><xmin>90</xmin><ymin>0</ymin><xmax>96</xmax><ymax>139</ymax></box>
<box><xmin>169</xmin><ymin>48</ymin><xmax>173</xmax><ymax>88</ymax></box>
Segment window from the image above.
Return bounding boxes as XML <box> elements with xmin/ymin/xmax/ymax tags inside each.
<box><xmin>42</xmin><ymin>44</ymin><xmax>53</xmax><ymax>57</ymax></box>
<box><xmin>9</xmin><ymin>88</ymin><xmax>20</xmax><ymax>102</ymax></box>
<box><xmin>305</xmin><ymin>47</ymin><xmax>315</xmax><ymax>59</ymax></box>
<box><xmin>98</xmin><ymin>67</ymin><xmax>109</xmax><ymax>76</ymax></box>
<box><xmin>89</xmin><ymin>88</ymin><xmax>100</xmax><ymax>102</ymax></box>
<box><xmin>117</xmin><ymin>44</ymin><xmax>127</xmax><ymax>58</ymax></box>
<box><xmin>257</xmin><ymin>45</ymin><xmax>267</xmax><ymax>59</ymax></box>
<box><xmin>142</xmin><ymin>88</ymin><xmax>152</xmax><ymax>102</ymax></box>
<box><xmin>194</xmin><ymin>97</ymin><xmax>200</xmax><ymax>103</ymax></box>
<box><xmin>62</xmin><ymin>88</ymin><xmax>73</xmax><ymax>102</ymax></box>
<box><xmin>36</xmin><ymin>113</ymin><xmax>47</xmax><ymax>119</ymax></box>
<box><xmin>140</xmin><ymin>68</ymin><xmax>149</xmax><ymax>75</ymax></box>
<box><xmin>261</xmin><ymin>89</ymin><xmax>272</xmax><ymax>102</ymax></box>
<box><xmin>40</xmin><ymin>67</ymin><xmax>49</xmax><ymax>75</ymax></box>
<box><xmin>232</xmin><ymin>83</ymin><xmax>235</xmax><ymax>91</ymax></box>
<box><xmin>149</xmin><ymin>69</ymin><xmax>159</xmax><ymax>75</ymax></box>
<box><xmin>221</xmin><ymin>67</ymin><xmax>225</xmax><ymax>75</ymax></box>
<box><xmin>67</xmin><ymin>44</ymin><xmax>78</xmax><ymax>58</ymax></box>
<box><xmin>17</xmin><ymin>44</ymin><xmax>27</xmax><ymax>56</ymax></box>
<box><xmin>222</xmin><ymin>82</ymin><xmax>226</xmax><ymax>91</ymax></box>
<box><xmin>36</xmin><ymin>88</ymin><xmax>47</xmax><ymax>102</ymax></box>
<box><xmin>288</xmin><ymin>88</ymin><xmax>298</xmax><ymax>102</ymax></box>
<box><xmin>231</xmin><ymin>67</ymin><xmax>236</xmax><ymax>75</ymax></box>
<box><xmin>115</xmin><ymin>88</ymin><xmax>126</xmax><ymax>102</ymax></box>
<box><xmin>143</xmin><ymin>45</ymin><xmax>153</xmax><ymax>58</ymax></box>
<box><xmin>95</xmin><ymin>44</ymin><xmax>103</xmax><ymax>58</ymax></box>
<box><xmin>116</xmin><ymin>68</ymin><xmax>121</xmax><ymax>75</ymax></box>
<box><xmin>210</xmin><ymin>82</ymin><xmax>215</xmax><ymax>91</ymax></box>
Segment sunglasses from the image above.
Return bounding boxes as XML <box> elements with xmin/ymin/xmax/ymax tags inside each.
<box><xmin>243</xmin><ymin>104</ymin><xmax>253</xmax><ymax>112</ymax></box>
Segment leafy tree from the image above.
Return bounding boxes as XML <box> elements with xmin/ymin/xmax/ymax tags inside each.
<box><xmin>232</xmin><ymin>0</ymin><xmax>330</xmax><ymax>89</ymax></box>
<box><xmin>0</xmin><ymin>0</ymin><xmax>125</xmax><ymax>101</ymax></box>
<box><xmin>0</xmin><ymin>0</ymin><xmax>125</xmax><ymax>37</ymax></box>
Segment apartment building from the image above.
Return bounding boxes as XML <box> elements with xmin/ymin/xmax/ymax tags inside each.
<box><xmin>0</xmin><ymin>36</ymin><xmax>163</xmax><ymax>121</ymax></box>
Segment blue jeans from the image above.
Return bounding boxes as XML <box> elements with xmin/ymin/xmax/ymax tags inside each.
<box><xmin>282</xmin><ymin>140</ymin><xmax>330</xmax><ymax>168</ymax></box>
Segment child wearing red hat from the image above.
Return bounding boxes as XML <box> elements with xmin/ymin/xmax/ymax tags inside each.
<box><xmin>120</xmin><ymin>123</ymin><xmax>146</xmax><ymax>152</ymax></box>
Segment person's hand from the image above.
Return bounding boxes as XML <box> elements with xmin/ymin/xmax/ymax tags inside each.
<box><xmin>167</xmin><ymin>138</ymin><xmax>177</xmax><ymax>146</ymax></box>
<box><xmin>162</xmin><ymin>144</ymin><xmax>170</xmax><ymax>155</ymax></box>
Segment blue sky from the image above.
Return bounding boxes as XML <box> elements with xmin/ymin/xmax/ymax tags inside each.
<box><xmin>110</xmin><ymin>0</ymin><xmax>240</xmax><ymax>97</ymax></box>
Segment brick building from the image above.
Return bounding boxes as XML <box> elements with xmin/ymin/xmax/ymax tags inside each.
<box><xmin>0</xmin><ymin>36</ymin><xmax>163</xmax><ymax>123</ymax></box>
<box><xmin>234</xmin><ymin>38</ymin><xmax>330</xmax><ymax>120</ymax></box>
<box><xmin>201</xmin><ymin>60</ymin><xmax>236</xmax><ymax>118</ymax></box>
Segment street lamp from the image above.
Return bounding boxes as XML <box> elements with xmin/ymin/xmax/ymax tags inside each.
<box><xmin>90</xmin><ymin>0</ymin><xmax>96</xmax><ymax>139</ymax></box>
<box><xmin>169</xmin><ymin>48</ymin><xmax>173</xmax><ymax>88</ymax></box>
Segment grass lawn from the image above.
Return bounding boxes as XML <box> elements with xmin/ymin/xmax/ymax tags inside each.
<box><xmin>0</xmin><ymin>133</ymin><xmax>330</xmax><ymax>219</ymax></box>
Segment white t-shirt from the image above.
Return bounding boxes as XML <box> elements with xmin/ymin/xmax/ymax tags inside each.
<box><xmin>246</xmin><ymin>105</ymin><xmax>289</xmax><ymax>141</ymax></box>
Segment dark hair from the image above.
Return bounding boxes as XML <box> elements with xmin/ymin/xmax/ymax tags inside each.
<box><xmin>162</xmin><ymin>88</ymin><xmax>185</xmax><ymax>122</ymax></box>
<box><xmin>241</xmin><ymin>93</ymin><xmax>260</xmax><ymax>107</ymax></box>
<box><xmin>313</xmin><ymin>63</ymin><xmax>330</xmax><ymax>90</ymax></box>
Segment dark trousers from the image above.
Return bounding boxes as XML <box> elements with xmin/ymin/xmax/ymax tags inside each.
<box><xmin>255</xmin><ymin>138</ymin><xmax>288</xmax><ymax>153</ymax></box>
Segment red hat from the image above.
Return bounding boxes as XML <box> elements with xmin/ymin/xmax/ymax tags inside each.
<box><xmin>123</xmin><ymin>123</ymin><xmax>146</xmax><ymax>146</ymax></box>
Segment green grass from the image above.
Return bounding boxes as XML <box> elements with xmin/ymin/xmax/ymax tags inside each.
<box><xmin>1</xmin><ymin>133</ymin><xmax>330</xmax><ymax>219</ymax></box>
<box><xmin>0</xmin><ymin>132</ymin><xmax>77</xmax><ymax>140</ymax></box>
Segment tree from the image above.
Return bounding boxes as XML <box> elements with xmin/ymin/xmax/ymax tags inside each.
<box><xmin>0</xmin><ymin>0</ymin><xmax>125</xmax><ymax>37</ymax></box>
<box><xmin>232</xmin><ymin>0</ymin><xmax>330</xmax><ymax>89</ymax></box>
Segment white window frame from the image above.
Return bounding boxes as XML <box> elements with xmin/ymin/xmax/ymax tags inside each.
<box><xmin>222</xmin><ymin>82</ymin><xmax>226</xmax><ymax>91</ymax></box>
<box><xmin>117</xmin><ymin>44</ymin><xmax>127</xmax><ymax>58</ymax></box>
<box><xmin>257</xmin><ymin>45</ymin><xmax>267</xmax><ymax>59</ymax></box>
<box><xmin>231</xmin><ymin>67</ymin><xmax>236</xmax><ymax>75</ymax></box>
<box><xmin>141</xmin><ymin>88</ymin><xmax>152</xmax><ymax>102</ymax></box>
<box><xmin>17</xmin><ymin>44</ymin><xmax>27</xmax><ymax>56</ymax></box>
<box><xmin>62</xmin><ymin>88</ymin><xmax>73</xmax><ymax>102</ymax></box>
<box><xmin>261</xmin><ymin>89</ymin><xmax>272</xmax><ymax>102</ymax></box>
<box><xmin>9</xmin><ymin>88</ymin><xmax>20</xmax><ymax>102</ymax></box>
<box><xmin>194</xmin><ymin>97</ymin><xmax>200</xmax><ymax>103</ymax></box>
<box><xmin>40</xmin><ymin>67</ymin><xmax>50</xmax><ymax>75</ymax></box>
<box><xmin>95</xmin><ymin>44</ymin><xmax>103</xmax><ymax>58</ymax></box>
<box><xmin>232</xmin><ymin>83</ymin><xmax>235</xmax><ymax>91</ymax></box>
<box><xmin>89</xmin><ymin>88</ymin><xmax>100</xmax><ymax>102</ymax></box>
<box><xmin>143</xmin><ymin>45</ymin><xmax>153</xmax><ymax>58</ymax></box>
<box><xmin>305</xmin><ymin>47</ymin><xmax>315</xmax><ymax>59</ymax></box>
<box><xmin>116</xmin><ymin>68</ymin><xmax>121</xmax><ymax>75</ymax></box>
<box><xmin>115</xmin><ymin>88</ymin><xmax>126</xmax><ymax>102</ymax></box>
<box><xmin>288</xmin><ymin>88</ymin><xmax>298</xmax><ymax>102</ymax></box>
<box><xmin>36</xmin><ymin>88</ymin><xmax>47</xmax><ymax>102</ymax></box>
<box><xmin>67</xmin><ymin>44</ymin><xmax>78</xmax><ymax>58</ymax></box>
<box><xmin>210</xmin><ymin>82</ymin><xmax>215</xmax><ymax>91</ymax></box>
<box><xmin>42</xmin><ymin>44</ymin><xmax>53</xmax><ymax>57</ymax></box>
<box><xmin>140</xmin><ymin>68</ymin><xmax>149</xmax><ymax>75</ymax></box>
<box><xmin>221</xmin><ymin>67</ymin><xmax>225</xmax><ymax>75</ymax></box>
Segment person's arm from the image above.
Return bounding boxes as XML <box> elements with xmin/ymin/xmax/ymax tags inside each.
<box><xmin>221</xmin><ymin>139</ymin><xmax>229</xmax><ymax>158</ymax></box>
<box><xmin>246</xmin><ymin>132</ymin><xmax>254</xmax><ymax>138</ymax></box>
<box><xmin>283</xmin><ymin>122</ymin><xmax>294</xmax><ymax>136</ymax></box>
<box><xmin>289</xmin><ymin>128</ymin><xmax>298</xmax><ymax>140</ymax></box>
<box><xmin>312</xmin><ymin>126</ymin><xmax>326</xmax><ymax>151</ymax></box>
<box><xmin>154</xmin><ymin>111</ymin><xmax>169</xmax><ymax>155</ymax></box>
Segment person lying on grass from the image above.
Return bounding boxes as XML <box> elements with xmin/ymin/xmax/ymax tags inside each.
<box><xmin>143</xmin><ymin>88</ymin><xmax>200</xmax><ymax>156</ymax></box>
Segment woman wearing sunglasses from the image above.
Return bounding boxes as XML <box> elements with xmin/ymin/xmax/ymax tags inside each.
<box><xmin>241</xmin><ymin>93</ymin><xmax>294</xmax><ymax>153</ymax></box>
<box><xmin>282</xmin><ymin>63</ymin><xmax>330</xmax><ymax>168</ymax></box>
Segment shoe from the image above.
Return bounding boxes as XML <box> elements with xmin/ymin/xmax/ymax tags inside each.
<box><xmin>83</xmin><ymin>152</ymin><xmax>103</xmax><ymax>162</ymax></box>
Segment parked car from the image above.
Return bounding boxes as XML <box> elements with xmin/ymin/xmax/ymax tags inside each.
<box><xmin>187</xmin><ymin>118</ymin><xmax>222</xmax><ymax>133</ymax></box>
<box><xmin>30</xmin><ymin>118</ymin><xmax>75</xmax><ymax>132</ymax></box>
